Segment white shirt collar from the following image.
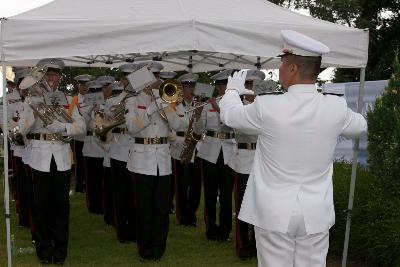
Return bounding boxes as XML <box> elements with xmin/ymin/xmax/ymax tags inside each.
<box><xmin>287</xmin><ymin>84</ymin><xmax>317</xmax><ymax>94</ymax></box>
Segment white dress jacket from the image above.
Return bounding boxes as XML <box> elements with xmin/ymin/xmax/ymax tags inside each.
<box><xmin>219</xmin><ymin>84</ymin><xmax>367</xmax><ymax>235</ymax></box>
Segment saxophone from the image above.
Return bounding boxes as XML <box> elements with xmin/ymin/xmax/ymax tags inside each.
<box><xmin>180</xmin><ymin>114</ymin><xmax>204</xmax><ymax>165</ymax></box>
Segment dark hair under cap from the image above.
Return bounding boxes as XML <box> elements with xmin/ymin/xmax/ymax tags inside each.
<box><xmin>215</xmin><ymin>79</ymin><xmax>228</xmax><ymax>85</ymax></box>
<box><xmin>46</xmin><ymin>67</ymin><xmax>62</xmax><ymax>74</ymax></box>
<box><xmin>182</xmin><ymin>81</ymin><xmax>196</xmax><ymax>87</ymax></box>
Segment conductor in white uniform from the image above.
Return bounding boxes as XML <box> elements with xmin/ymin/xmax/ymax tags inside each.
<box><xmin>219</xmin><ymin>30</ymin><xmax>368</xmax><ymax>267</ymax></box>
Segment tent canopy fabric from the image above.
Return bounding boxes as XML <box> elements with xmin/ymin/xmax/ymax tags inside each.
<box><xmin>1</xmin><ymin>0</ymin><xmax>368</xmax><ymax>72</ymax></box>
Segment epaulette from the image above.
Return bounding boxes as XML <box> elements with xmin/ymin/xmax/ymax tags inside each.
<box><xmin>257</xmin><ymin>91</ymin><xmax>284</xmax><ymax>96</ymax></box>
<box><xmin>322</xmin><ymin>93</ymin><xmax>344</xmax><ymax>97</ymax></box>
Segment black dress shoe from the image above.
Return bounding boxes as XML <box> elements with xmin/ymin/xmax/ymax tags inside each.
<box><xmin>153</xmin><ymin>246</ymin><xmax>165</xmax><ymax>261</ymax></box>
<box><xmin>238</xmin><ymin>247</ymin><xmax>252</xmax><ymax>260</ymax></box>
<box><xmin>206</xmin><ymin>228</ymin><xmax>218</xmax><ymax>241</ymax></box>
<box><xmin>38</xmin><ymin>257</ymin><xmax>51</xmax><ymax>265</ymax></box>
<box><xmin>53</xmin><ymin>259</ymin><xmax>65</xmax><ymax>265</ymax></box>
<box><xmin>139</xmin><ymin>248</ymin><xmax>153</xmax><ymax>260</ymax></box>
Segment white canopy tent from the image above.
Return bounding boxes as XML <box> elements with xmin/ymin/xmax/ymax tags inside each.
<box><xmin>1</xmin><ymin>0</ymin><xmax>368</xmax><ymax>70</ymax></box>
<box><xmin>1</xmin><ymin>0</ymin><xmax>369</xmax><ymax>266</ymax></box>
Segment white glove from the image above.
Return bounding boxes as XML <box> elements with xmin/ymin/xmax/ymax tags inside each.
<box><xmin>226</xmin><ymin>70</ymin><xmax>248</xmax><ymax>95</ymax></box>
<box><xmin>46</xmin><ymin>121</ymin><xmax>66</xmax><ymax>134</ymax></box>
<box><xmin>147</xmin><ymin>98</ymin><xmax>169</xmax><ymax>115</ymax></box>
<box><xmin>241</xmin><ymin>89</ymin><xmax>255</xmax><ymax>96</ymax></box>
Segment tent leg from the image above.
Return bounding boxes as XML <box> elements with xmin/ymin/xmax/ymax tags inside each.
<box><xmin>1</xmin><ymin>17</ymin><xmax>13</xmax><ymax>267</ymax></box>
<box><xmin>341</xmin><ymin>67</ymin><xmax>366</xmax><ymax>267</ymax></box>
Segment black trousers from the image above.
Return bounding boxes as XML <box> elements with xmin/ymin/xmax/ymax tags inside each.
<box><xmin>14</xmin><ymin>156</ymin><xmax>30</xmax><ymax>227</ymax></box>
<box><xmin>234</xmin><ymin>173</ymin><xmax>256</xmax><ymax>254</ymax></box>
<box><xmin>134</xmin><ymin>172</ymin><xmax>170</xmax><ymax>259</ymax></box>
<box><xmin>174</xmin><ymin>158</ymin><xmax>202</xmax><ymax>225</ymax></box>
<box><xmin>24</xmin><ymin>164</ymin><xmax>36</xmax><ymax>241</ymax></box>
<box><xmin>84</xmin><ymin>157</ymin><xmax>104</xmax><ymax>214</ymax></box>
<box><xmin>103</xmin><ymin>166</ymin><xmax>114</xmax><ymax>225</ymax></box>
<box><xmin>202</xmin><ymin>151</ymin><xmax>234</xmax><ymax>240</ymax></box>
<box><xmin>74</xmin><ymin>140</ymin><xmax>85</xmax><ymax>192</ymax></box>
<box><xmin>110</xmin><ymin>159</ymin><xmax>136</xmax><ymax>242</ymax></box>
<box><xmin>32</xmin><ymin>157</ymin><xmax>71</xmax><ymax>262</ymax></box>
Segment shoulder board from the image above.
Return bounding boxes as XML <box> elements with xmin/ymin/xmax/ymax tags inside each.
<box><xmin>258</xmin><ymin>91</ymin><xmax>284</xmax><ymax>96</ymax></box>
<box><xmin>322</xmin><ymin>93</ymin><xmax>344</xmax><ymax>97</ymax></box>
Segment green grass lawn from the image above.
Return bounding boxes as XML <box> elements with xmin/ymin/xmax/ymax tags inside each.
<box><xmin>0</xmin><ymin>178</ymin><xmax>258</xmax><ymax>267</ymax></box>
<box><xmin>0</xmin><ymin>164</ymin><xmax>363</xmax><ymax>267</ymax></box>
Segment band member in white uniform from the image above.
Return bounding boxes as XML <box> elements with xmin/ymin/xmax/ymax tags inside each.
<box><xmin>160</xmin><ymin>71</ymin><xmax>178</xmax><ymax>214</ymax></box>
<box><xmin>101</xmin><ymin>81</ymin><xmax>124</xmax><ymax>226</ymax></box>
<box><xmin>72</xmin><ymin>74</ymin><xmax>93</xmax><ymax>193</ymax></box>
<box><xmin>194</xmin><ymin>69</ymin><xmax>236</xmax><ymax>241</ymax></box>
<box><xmin>82</xmin><ymin>80</ymin><xmax>107</xmax><ymax>214</ymax></box>
<box><xmin>219</xmin><ymin>31</ymin><xmax>368</xmax><ymax>267</ymax></box>
<box><xmin>18</xmin><ymin>58</ymin><xmax>86</xmax><ymax>265</ymax></box>
<box><xmin>105</xmin><ymin>63</ymin><xmax>138</xmax><ymax>243</ymax></box>
<box><xmin>125</xmin><ymin>61</ymin><xmax>187</xmax><ymax>260</ymax></box>
<box><xmin>1</xmin><ymin>69</ymin><xmax>29</xmax><ymax>227</ymax></box>
<box><xmin>171</xmin><ymin>73</ymin><xmax>202</xmax><ymax>226</ymax></box>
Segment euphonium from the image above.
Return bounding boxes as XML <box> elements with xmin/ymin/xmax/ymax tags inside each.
<box><xmin>93</xmin><ymin>91</ymin><xmax>135</xmax><ymax>142</ymax></box>
<box><xmin>22</xmin><ymin>67</ymin><xmax>74</xmax><ymax>143</ymax></box>
<box><xmin>29</xmin><ymin>101</ymin><xmax>73</xmax><ymax>143</ymax></box>
<box><xmin>19</xmin><ymin>66</ymin><xmax>53</xmax><ymax>95</ymax></box>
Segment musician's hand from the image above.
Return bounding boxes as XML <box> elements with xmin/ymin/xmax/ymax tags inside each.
<box><xmin>46</xmin><ymin>121</ymin><xmax>66</xmax><ymax>134</ymax></box>
<box><xmin>209</xmin><ymin>98</ymin><xmax>219</xmax><ymax>112</ymax></box>
<box><xmin>194</xmin><ymin>105</ymin><xmax>204</xmax><ymax>119</ymax></box>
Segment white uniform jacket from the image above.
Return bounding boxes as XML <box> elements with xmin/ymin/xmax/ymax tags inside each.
<box><xmin>19</xmin><ymin>95</ymin><xmax>86</xmax><ymax>172</ymax></box>
<box><xmin>219</xmin><ymin>84</ymin><xmax>367</xmax><ymax>235</ymax></box>
<box><xmin>104</xmin><ymin>91</ymin><xmax>132</xmax><ymax>163</ymax></box>
<box><xmin>124</xmin><ymin>91</ymin><xmax>186</xmax><ymax>176</ymax></box>
<box><xmin>82</xmin><ymin>102</ymin><xmax>105</xmax><ymax>158</ymax></box>
<box><xmin>228</xmin><ymin>130</ymin><xmax>258</xmax><ymax>175</ymax></box>
<box><xmin>169</xmin><ymin>101</ymin><xmax>193</xmax><ymax>161</ymax></box>
<box><xmin>1</xmin><ymin>95</ymin><xmax>26</xmax><ymax>158</ymax></box>
<box><xmin>74</xmin><ymin>93</ymin><xmax>91</xmax><ymax>142</ymax></box>
<box><xmin>194</xmin><ymin>101</ymin><xmax>235</xmax><ymax>164</ymax></box>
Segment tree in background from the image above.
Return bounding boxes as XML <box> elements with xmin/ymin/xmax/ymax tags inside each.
<box><xmin>367</xmin><ymin>52</ymin><xmax>400</xmax><ymax>195</ymax></box>
<box><xmin>60</xmin><ymin>67</ymin><xmax>118</xmax><ymax>94</ymax></box>
<box><xmin>270</xmin><ymin>0</ymin><xmax>400</xmax><ymax>82</ymax></box>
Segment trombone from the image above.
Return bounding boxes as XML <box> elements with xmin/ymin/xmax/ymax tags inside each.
<box><xmin>148</xmin><ymin>79</ymin><xmax>183</xmax><ymax>119</ymax></box>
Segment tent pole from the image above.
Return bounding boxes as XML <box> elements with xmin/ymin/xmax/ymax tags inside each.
<box><xmin>188</xmin><ymin>55</ymin><xmax>193</xmax><ymax>73</ymax></box>
<box><xmin>256</xmin><ymin>57</ymin><xmax>261</xmax><ymax>70</ymax></box>
<box><xmin>1</xmin><ymin>17</ymin><xmax>12</xmax><ymax>267</ymax></box>
<box><xmin>341</xmin><ymin>67</ymin><xmax>366</xmax><ymax>267</ymax></box>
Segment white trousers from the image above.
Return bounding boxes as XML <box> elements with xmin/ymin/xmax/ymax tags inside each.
<box><xmin>254</xmin><ymin>200</ymin><xmax>329</xmax><ymax>267</ymax></box>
